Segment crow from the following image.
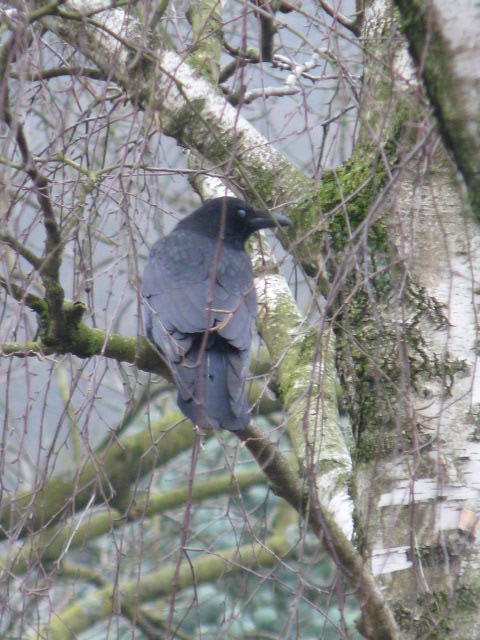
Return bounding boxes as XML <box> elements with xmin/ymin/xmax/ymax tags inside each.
<box><xmin>142</xmin><ymin>196</ymin><xmax>291</xmax><ymax>431</ymax></box>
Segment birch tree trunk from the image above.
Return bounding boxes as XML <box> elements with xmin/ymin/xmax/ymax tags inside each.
<box><xmin>348</xmin><ymin>1</ymin><xmax>480</xmax><ymax>636</ymax></box>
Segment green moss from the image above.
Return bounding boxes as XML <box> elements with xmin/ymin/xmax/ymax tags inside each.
<box><xmin>295</xmin><ymin>147</ymin><xmax>389</xmax><ymax>268</ymax></box>
<box><xmin>163</xmin><ymin>98</ymin><xmax>207</xmax><ymax>142</ymax></box>
<box><xmin>395</xmin><ymin>583</ymin><xmax>480</xmax><ymax>638</ymax></box>
<box><xmin>72</xmin><ymin>322</ymin><xmax>113</xmax><ymax>358</ymax></box>
<box><xmin>335</xmin><ymin>277</ymin><xmax>451</xmax><ymax>462</ymax></box>
<box><xmin>396</xmin><ymin>0</ymin><xmax>480</xmax><ymax>216</ymax></box>
<box><xmin>186</xmin><ymin>0</ymin><xmax>223</xmax><ymax>83</ymax></box>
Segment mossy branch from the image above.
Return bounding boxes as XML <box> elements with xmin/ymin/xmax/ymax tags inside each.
<box><xmin>0</xmin><ymin>37</ymin><xmax>65</xmax><ymax>343</ymax></box>
<box><xmin>0</xmin><ymin>466</ymin><xmax>266</xmax><ymax>576</ymax></box>
<box><xmin>0</xmin><ymin>411</ymin><xmax>193</xmax><ymax>540</ymax></box>
<box><xmin>35</xmin><ymin>534</ymin><xmax>290</xmax><ymax>640</ymax></box>
<box><xmin>0</xmin><ymin>234</ymin><xmax>43</xmax><ymax>271</ymax></box>
<box><xmin>186</xmin><ymin>0</ymin><xmax>223</xmax><ymax>83</ymax></box>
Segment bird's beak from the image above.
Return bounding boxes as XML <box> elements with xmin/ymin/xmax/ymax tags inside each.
<box><xmin>250</xmin><ymin>209</ymin><xmax>292</xmax><ymax>230</ymax></box>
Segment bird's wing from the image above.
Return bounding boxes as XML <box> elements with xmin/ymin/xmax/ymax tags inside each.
<box><xmin>142</xmin><ymin>230</ymin><xmax>212</xmax><ymax>360</ymax></box>
<box><xmin>209</xmin><ymin>246</ymin><xmax>256</xmax><ymax>417</ymax></box>
<box><xmin>212</xmin><ymin>244</ymin><xmax>257</xmax><ymax>352</ymax></box>
<box><xmin>142</xmin><ymin>232</ymin><xmax>256</xmax><ymax>428</ymax></box>
<box><xmin>143</xmin><ymin>232</ymin><xmax>256</xmax><ymax>353</ymax></box>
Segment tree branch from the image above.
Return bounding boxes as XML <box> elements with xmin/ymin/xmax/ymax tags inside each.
<box><xmin>0</xmin><ymin>410</ymin><xmax>193</xmax><ymax>540</ymax></box>
<box><xmin>317</xmin><ymin>0</ymin><xmax>362</xmax><ymax>36</ymax></box>
<box><xmin>1</xmin><ymin>318</ymin><xmax>167</xmax><ymax>374</ymax></box>
<box><xmin>36</xmin><ymin>534</ymin><xmax>290</xmax><ymax>640</ymax></box>
<box><xmin>0</xmin><ymin>275</ymin><xmax>44</xmax><ymax>311</ymax></box>
<box><xmin>0</xmin><ymin>233</ymin><xmax>43</xmax><ymax>271</ymax></box>
<box><xmin>394</xmin><ymin>0</ymin><xmax>480</xmax><ymax>217</ymax></box>
<box><xmin>9</xmin><ymin>65</ymin><xmax>106</xmax><ymax>81</ymax></box>
<box><xmin>0</xmin><ymin>466</ymin><xmax>265</xmax><ymax>575</ymax></box>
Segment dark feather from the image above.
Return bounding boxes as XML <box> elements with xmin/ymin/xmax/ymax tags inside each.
<box><xmin>141</xmin><ymin>196</ymin><xmax>291</xmax><ymax>431</ymax></box>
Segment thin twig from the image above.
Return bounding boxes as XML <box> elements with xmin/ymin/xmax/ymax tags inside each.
<box><xmin>222</xmin><ymin>83</ymin><xmax>300</xmax><ymax>106</ymax></box>
<box><xmin>9</xmin><ymin>65</ymin><xmax>106</xmax><ymax>81</ymax></box>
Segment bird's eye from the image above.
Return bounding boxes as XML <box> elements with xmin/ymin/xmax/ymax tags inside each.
<box><xmin>238</xmin><ymin>208</ymin><xmax>246</xmax><ymax>218</ymax></box>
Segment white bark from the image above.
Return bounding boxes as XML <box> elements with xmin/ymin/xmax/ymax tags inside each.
<box><xmin>352</xmin><ymin>2</ymin><xmax>480</xmax><ymax>634</ymax></box>
<box><xmin>395</xmin><ymin>0</ymin><xmax>480</xmax><ymax>215</ymax></box>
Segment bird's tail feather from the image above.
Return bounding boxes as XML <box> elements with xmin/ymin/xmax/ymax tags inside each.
<box><xmin>176</xmin><ymin>337</ymin><xmax>249</xmax><ymax>431</ymax></box>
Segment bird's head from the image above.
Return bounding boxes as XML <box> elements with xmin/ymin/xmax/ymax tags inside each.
<box><xmin>178</xmin><ymin>196</ymin><xmax>292</xmax><ymax>244</ymax></box>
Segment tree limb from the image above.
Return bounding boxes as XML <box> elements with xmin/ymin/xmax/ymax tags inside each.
<box><xmin>394</xmin><ymin>0</ymin><xmax>480</xmax><ymax>217</ymax></box>
<box><xmin>35</xmin><ymin>534</ymin><xmax>291</xmax><ymax>640</ymax></box>
<box><xmin>0</xmin><ymin>466</ymin><xmax>266</xmax><ymax>575</ymax></box>
<box><xmin>317</xmin><ymin>0</ymin><xmax>362</xmax><ymax>36</ymax></box>
<box><xmin>9</xmin><ymin>65</ymin><xmax>106</xmax><ymax>81</ymax></box>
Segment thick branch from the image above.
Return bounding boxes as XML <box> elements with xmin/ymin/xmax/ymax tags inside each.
<box><xmin>36</xmin><ymin>534</ymin><xmax>290</xmax><ymax>640</ymax></box>
<box><xmin>0</xmin><ymin>329</ymin><xmax>163</xmax><ymax>371</ymax></box>
<box><xmin>0</xmin><ymin>411</ymin><xmax>193</xmax><ymax>540</ymax></box>
<box><xmin>317</xmin><ymin>0</ymin><xmax>362</xmax><ymax>36</ymax></box>
<box><xmin>237</xmin><ymin>423</ymin><xmax>401</xmax><ymax>640</ymax></box>
<box><xmin>0</xmin><ymin>234</ymin><xmax>43</xmax><ymax>270</ymax></box>
<box><xmin>0</xmin><ymin>275</ymin><xmax>44</xmax><ymax>311</ymax></box>
<box><xmin>1</xmin><ymin>466</ymin><xmax>265</xmax><ymax>576</ymax></box>
<box><xmin>395</xmin><ymin>0</ymin><xmax>480</xmax><ymax>217</ymax></box>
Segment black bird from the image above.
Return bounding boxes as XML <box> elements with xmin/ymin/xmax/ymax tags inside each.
<box><xmin>142</xmin><ymin>196</ymin><xmax>291</xmax><ymax>431</ymax></box>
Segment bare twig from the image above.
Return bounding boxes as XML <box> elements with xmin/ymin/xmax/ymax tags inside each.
<box><xmin>9</xmin><ymin>65</ymin><xmax>106</xmax><ymax>81</ymax></box>
<box><xmin>222</xmin><ymin>83</ymin><xmax>299</xmax><ymax>105</ymax></box>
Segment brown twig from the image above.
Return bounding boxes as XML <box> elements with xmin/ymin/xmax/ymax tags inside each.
<box><xmin>0</xmin><ymin>33</ymin><xmax>65</xmax><ymax>343</ymax></box>
<box><xmin>9</xmin><ymin>65</ymin><xmax>106</xmax><ymax>82</ymax></box>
